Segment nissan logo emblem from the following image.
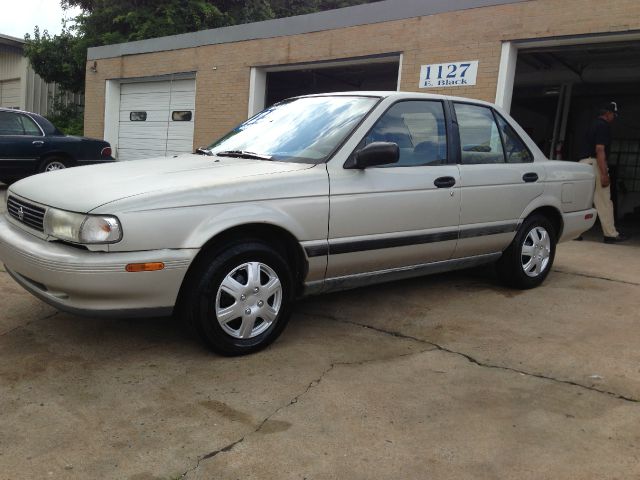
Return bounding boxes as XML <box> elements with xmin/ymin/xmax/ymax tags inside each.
<box><xmin>17</xmin><ymin>206</ymin><xmax>24</xmax><ymax>221</ymax></box>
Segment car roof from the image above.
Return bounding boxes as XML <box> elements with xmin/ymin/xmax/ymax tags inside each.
<box><xmin>0</xmin><ymin>107</ymin><xmax>40</xmax><ymax>116</ymax></box>
<box><xmin>294</xmin><ymin>90</ymin><xmax>498</xmax><ymax>108</ymax></box>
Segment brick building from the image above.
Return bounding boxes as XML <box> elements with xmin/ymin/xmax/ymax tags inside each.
<box><xmin>84</xmin><ymin>0</ymin><xmax>640</xmax><ymax>215</ymax></box>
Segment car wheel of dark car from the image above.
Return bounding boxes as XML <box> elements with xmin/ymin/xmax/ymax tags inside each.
<box><xmin>39</xmin><ymin>157</ymin><xmax>69</xmax><ymax>173</ymax></box>
<box><xmin>185</xmin><ymin>239</ymin><xmax>294</xmax><ymax>356</ymax></box>
<box><xmin>497</xmin><ymin>214</ymin><xmax>556</xmax><ymax>289</ymax></box>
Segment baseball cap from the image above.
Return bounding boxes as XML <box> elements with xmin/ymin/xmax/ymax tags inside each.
<box><xmin>602</xmin><ymin>101</ymin><xmax>619</xmax><ymax>117</ymax></box>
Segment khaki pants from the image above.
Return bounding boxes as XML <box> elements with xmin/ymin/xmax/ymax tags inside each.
<box><xmin>580</xmin><ymin>157</ymin><xmax>619</xmax><ymax>238</ymax></box>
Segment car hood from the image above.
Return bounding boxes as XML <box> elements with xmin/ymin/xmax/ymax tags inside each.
<box><xmin>9</xmin><ymin>154</ymin><xmax>315</xmax><ymax>213</ymax></box>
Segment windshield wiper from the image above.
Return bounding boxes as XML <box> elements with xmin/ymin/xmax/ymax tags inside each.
<box><xmin>195</xmin><ymin>147</ymin><xmax>213</xmax><ymax>156</ymax></box>
<box><xmin>215</xmin><ymin>150</ymin><xmax>272</xmax><ymax>160</ymax></box>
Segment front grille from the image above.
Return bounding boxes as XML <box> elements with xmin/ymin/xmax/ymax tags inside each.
<box><xmin>7</xmin><ymin>196</ymin><xmax>46</xmax><ymax>232</ymax></box>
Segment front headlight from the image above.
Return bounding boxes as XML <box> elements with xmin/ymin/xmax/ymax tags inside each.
<box><xmin>43</xmin><ymin>208</ymin><xmax>122</xmax><ymax>244</ymax></box>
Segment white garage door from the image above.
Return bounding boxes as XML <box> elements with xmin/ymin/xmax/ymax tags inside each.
<box><xmin>0</xmin><ymin>79</ymin><xmax>21</xmax><ymax>109</ymax></box>
<box><xmin>117</xmin><ymin>78</ymin><xmax>195</xmax><ymax>160</ymax></box>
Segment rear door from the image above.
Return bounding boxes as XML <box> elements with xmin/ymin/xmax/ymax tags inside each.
<box><xmin>326</xmin><ymin>99</ymin><xmax>461</xmax><ymax>279</ymax></box>
<box><xmin>0</xmin><ymin>111</ymin><xmax>46</xmax><ymax>177</ymax></box>
<box><xmin>452</xmin><ymin>102</ymin><xmax>545</xmax><ymax>258</ymax></box>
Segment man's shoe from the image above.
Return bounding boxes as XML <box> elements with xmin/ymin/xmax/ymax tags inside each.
<box><xmin>575</xmin><ymin>235</ymin><xmax>584</xmax><ymax>241</ymax></box>
<box><xmin>604</xmin><ymin>233</ymin><xmax>629</xmax><ymax>244</ymax></box>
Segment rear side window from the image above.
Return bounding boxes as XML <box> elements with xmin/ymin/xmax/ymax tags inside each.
<box><xmin>454</xmin><ymin>103</ymin><xmax>505</xmax><ymax>165</ymax></box>
<box><xmin>0</xmin><ymin>112</ymin><xmax>41</xmax><ymax>136</ymax></box>
<box><xmin>495</xmin><ymin>113</ymin><xmax>533</xmax><ymax>163</ymax></box>
<box><xmin>360</xmin><ymin>100</ymin><xmax>447</xmax><ymax>167</ymax></box>
<box><xmin>19</xmin><ymin>115</ymin><xmax>42</xmax><ymax>136</ymax></box>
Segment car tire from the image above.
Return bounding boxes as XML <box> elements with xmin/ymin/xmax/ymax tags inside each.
<box><xmin>185</xmin><ymin>240</ymin><xmax>294</xmax><ymax>356</ymax></box>
<box><xmin>496</xmin><ymin>214</ymin><xmax>556</xmax><ymax>289</ymax></box>
<box><xmin>39</xmin><ymin>157</ymin><xmax>69</xmax><ymax>173</ymax></box>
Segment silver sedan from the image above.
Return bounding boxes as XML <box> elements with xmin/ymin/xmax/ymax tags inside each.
<box><xmin>0</xmin><ymin>92</ymin><xmax>596</xmax><ymax>355</ymax></box>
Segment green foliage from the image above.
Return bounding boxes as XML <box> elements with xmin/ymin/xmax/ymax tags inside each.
<box><xmin>269</xmin><ymin>0</ymin><xmax>372</xmax><ymax>17</ymax></box>
<box><xmin>23</xmin><ymin>0</ymin><xmax>380</xmax><ymax>95</ymax></box>
<box><xmin>45</xmin><ymin>94</ymin><xmax>84</xmax><ymax>136</ymax></box>
<box><xmin>65</xmin><ymin>0</ymin><xmax>228</xmax><ymax>44</ymax></box>
<box><xmin>24</xmin><ymin>26</ymin><xmax>87</xmax><ymax>93</ymax></box>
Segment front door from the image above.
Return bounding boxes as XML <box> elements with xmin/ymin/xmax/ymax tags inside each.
<box><xmin>326</xmin><ymin>99</ymin><xmax>461</xmax><ymax>279</ymax></box>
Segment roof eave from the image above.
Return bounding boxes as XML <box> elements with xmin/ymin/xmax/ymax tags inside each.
<box><xmin>87</xmin><ymin>0</ymin><xmax>527</xmax><ymax>61</ymax></box>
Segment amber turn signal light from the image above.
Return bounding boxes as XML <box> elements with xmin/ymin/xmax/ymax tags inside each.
<box><xmin>125</xmin><ymin>262</ymin><xmax>165</xmax><ymax>272</ymax></box>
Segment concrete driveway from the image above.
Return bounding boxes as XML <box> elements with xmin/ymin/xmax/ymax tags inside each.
<box><xmin>1</xmin><ymin>184</ymin><xmax>639</xmax><ymax>480</ymax></box>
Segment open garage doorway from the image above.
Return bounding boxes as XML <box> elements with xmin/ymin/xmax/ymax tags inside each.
<box><xmin>249</xmin><ymin>54</ymin><xmax>401</xmax><ymax>115</ymax></box>
<box><xmin>509</xmin><ymin>39</ymin><xmax>640</xmax><ymax>229</ymax></box>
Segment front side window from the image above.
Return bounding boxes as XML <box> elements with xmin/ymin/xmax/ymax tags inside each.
<box><xmin>495</xmin><ymin>113</ymin><xmax>533</xmax><ymax>163</ymax></box>
<box><xmin>455</xmin><ymin>103</ymin><xmax>505</xmax><ymax>165</ymax></box>
<box><xmin>206</xmin><ymin>96</ymin><xmax>379</xmax><ymax>163</ymax></box>
<box><xmin>359</xmin><ymin>100</ymin><xmax>447</xmax><ymax>167</ymax></box>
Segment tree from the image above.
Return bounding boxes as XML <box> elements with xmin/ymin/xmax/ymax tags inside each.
<box><xmin>24</xmin><ymin>27</ymin><xmax>86</xmax><ymax>94</ymax></box>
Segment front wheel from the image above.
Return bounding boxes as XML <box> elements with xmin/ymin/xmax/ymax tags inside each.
<box><xmin>185</xmin><ymin>240</ymin><xmax>294</xmax><ymax>356</ymax></box>
<box><xmin>496</xmin><ymin>214</ymin><xmax>556</xmax><ymax>289</ymax></box>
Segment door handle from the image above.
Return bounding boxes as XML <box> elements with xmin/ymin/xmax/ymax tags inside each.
<box><xmin>32</xmin><ymin>141</ymin><xmax>44</xmax><ymax>146</ymax></box>
<box><xmin>522</xmin><ymin>172</ymin><xmax>538</xmax><ymax>183</ymax></box>
<box><xmin>434</xmin><ymin>176</ymin><xmax>456</xmax><ymax>188</ymax></box>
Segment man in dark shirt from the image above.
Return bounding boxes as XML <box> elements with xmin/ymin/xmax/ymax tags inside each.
<box><xmin>579</xmin><ymin>102</ymin><xmax>628</xmax><ymax>243</ymax></box>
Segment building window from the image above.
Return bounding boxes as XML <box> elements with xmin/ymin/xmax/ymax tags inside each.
<box><xmin>130</xmin><ymin>111</ymin><xmax>147</xmax><ymax>121</ymax></box>
<box><xmin>172</xmin><ymin>111</ymin><xmax>192</xmax><ymax>121</ymax></box>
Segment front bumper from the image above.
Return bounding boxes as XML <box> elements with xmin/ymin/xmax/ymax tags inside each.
<box><xmin>0</xmin><ymin>216</ymin><xmax>198</xmax><ymax>317</ymax></box>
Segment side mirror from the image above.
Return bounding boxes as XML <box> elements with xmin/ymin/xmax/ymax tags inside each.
<box><xmin>344</xmin><ymin>142</ymin><xmax>400</xmax><ymax>169</ymax></box>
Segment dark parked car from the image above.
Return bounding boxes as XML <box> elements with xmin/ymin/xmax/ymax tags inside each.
<box><xmin>0</xmin><ymin>107</ymin><xmax>114</xmax><ymax>184</ymax></box>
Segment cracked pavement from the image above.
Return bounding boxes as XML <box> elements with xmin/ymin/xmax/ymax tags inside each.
<box><xmin>1</xmin><ymin>185</ymin><xmax>639</xmax><ymax>479</ymax></box>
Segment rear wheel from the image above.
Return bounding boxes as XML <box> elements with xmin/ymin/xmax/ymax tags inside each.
<box><xmin>184</xmin><ymin>240</ymin><xmax>294</xmax><ymax>356</ymax></box>
<box><xmin>497</xmin><ymin>214</ymin><xmax>556</xmax><ymax>289</ymax></box>
<box><xmin>39</xmin><ymin>157</ymin><xmax>68</xmax><ymax>173</ymax></box>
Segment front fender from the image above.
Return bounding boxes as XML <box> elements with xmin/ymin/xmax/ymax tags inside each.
<box><xmin>109</xmin><ymin>196</ymin><xmax>329</xmax><ymax>253</ymax></box>
<box><xmin>182</xmin><ymin>199</ymin><xmax>327</xmax><ymax>249</ymax></box>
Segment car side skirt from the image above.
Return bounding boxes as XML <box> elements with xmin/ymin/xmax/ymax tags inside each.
<box><xmin>303</xmin><ymin>252</ymin><xmax>502</xmax><ymax>295</ymax></box>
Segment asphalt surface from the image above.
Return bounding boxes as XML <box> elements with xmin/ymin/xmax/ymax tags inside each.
<box><xmin>1</xmin><ymin>183</ymin><xmax>639</xmax><ymax>480</ymax></box>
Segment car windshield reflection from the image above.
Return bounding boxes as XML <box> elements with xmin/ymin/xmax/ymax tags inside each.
<box><xmin>207</xmin><ymin>96</ymin><xmax>379</xmax><ymax>163</ymax></box>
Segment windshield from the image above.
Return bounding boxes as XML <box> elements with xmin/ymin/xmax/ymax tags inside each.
<box><xmin>206</xmin><ymin>96</ymin><xmax>379</xmax><ymax>163</ymax></box>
